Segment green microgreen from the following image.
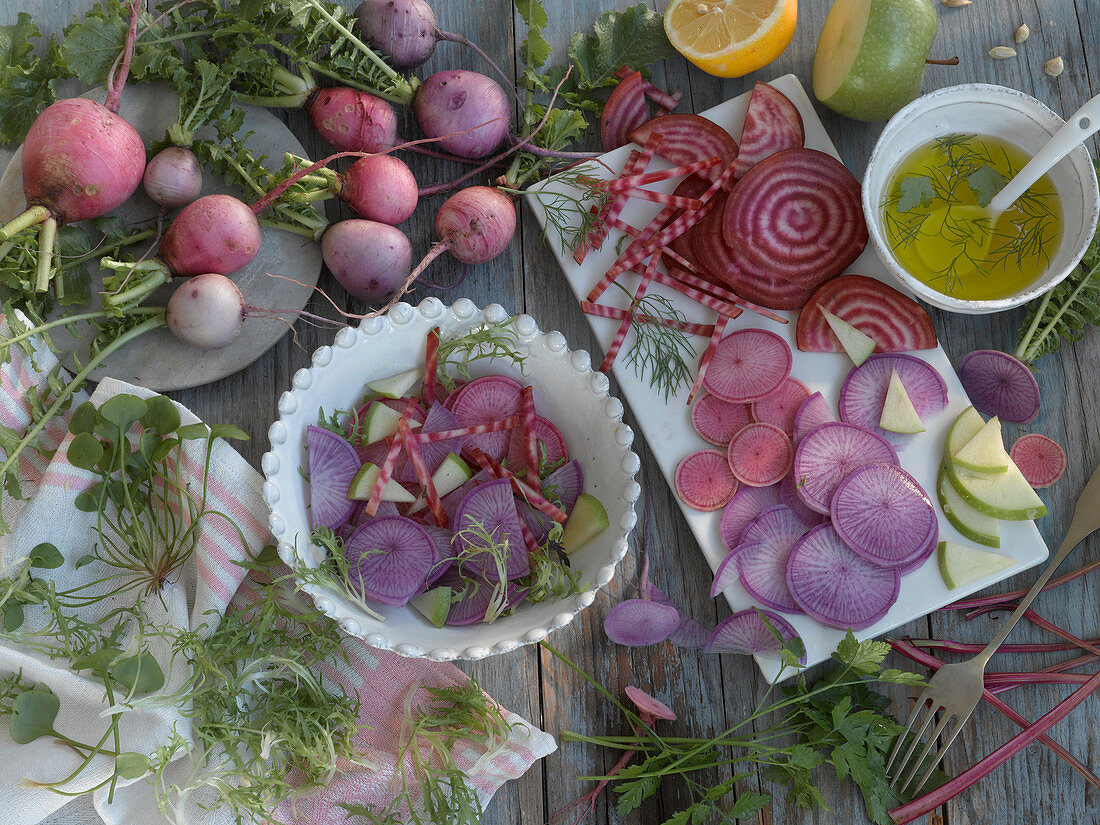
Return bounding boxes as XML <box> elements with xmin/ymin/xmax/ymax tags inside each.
<box><xmin>445</xmin><ymin>518</ymin><xmax>515</xmax><ymax>623</ymax></box>
<box><xmin>435</xmin><ymin>321</ymin><xmax>528</xmax><ymax>394</ymax></box>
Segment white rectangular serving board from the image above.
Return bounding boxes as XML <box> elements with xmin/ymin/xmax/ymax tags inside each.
<box><xmin>526</xmin><ymin>74</ymin><xmax>1050</xmax><ymax>680</ymax></box>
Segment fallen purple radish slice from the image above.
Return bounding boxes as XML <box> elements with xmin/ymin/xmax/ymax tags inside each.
<box><xmin>727</xmin><ymin>423</ymin><xmax>792</xmax><ymax>487</ymax></box>
<box><xmin>750</xmin><ymin>377</ymin><xmax>810</xmax><ymax>437</ymax></box>
<box><xmin>676</xmin><ymin>449</ymin><xmax>738</xmax><ymax>511</ymax></box>
<box><xmin>793</xmin><ymin>422</ymin><xmax>898</xmax><ymax>514</ymax></box>
<box><xmin>703</xmin><ymin>328</ymin><xmax>793</xmax><ymax>403</ymax></box>
<box><xmin>307</xmin><ymin>425</ymin><xmax>361</xmax><ymax>530</ymax></box>
<box><xmin>719</xmin><ymin>485</ymin><xmax>782</xmax><ymax>551</ymax></box>
<box><xmin>452</xmin><ymin>478</ymin><xmax>529</xmax><ymax>580</ymax></box>
<box><xmin>710</xmin><ymin>541</ymin><xmax>761</xmax><ymax>598</ymax></box>
<box><xmin>345</xmin><ymin>516</ymin><xmax>438</xmax><ymax>606</ymax></box>
<box><xmin>830</xmin><ymin>463</ymin><xmax>937</xmax><ymax>568</ymax></box>
<box><xmin>604</xmin><ymin>598</ymin><xmax>682</xmax><ymax>646</ymax></box>
<box><xmin>691</xmin><ymin>393</ymin><xmax>753</xmax><ymax>446</ymax></box>
<box><xmin>399</xmin><ymin>401</ymin><xmax>462</xmax><ymax>482</ymax></box>
<box><xmin>839</xmin><ymin>353</ymin><xmax>948</xmax><ymax>445</ymax></box>
<box><xmin>704</xmin><ymin>608</ymin><xmax>803</xmax><ymax>661</ymax></box>
<box><xmin>958</xmin><ymin>349</ymin><xmax>1040</xmax><ymax>425</ymax></box>
<box><xmin>624</xmin><ymin>685</ymin><xmax>677</xmax><ymax>721</ymax></box>
<box><xmin>645</xmin><ymin>584</ymin><xmax>709</xmax><ymax>648</ymax></box>
<box><xmin>785</xmin><ymin>524</ymin><xmax>900</xmax><ymax>630</ymax></box>
<box><xmin>450</xmin><ymin>374</ymin><xmax>524</xmax><ymax>461</ymax></box>
<box><xmin>792</xmin><ymin>391</ymin><xmax>835</xmax><ymax>446</ymax></box>
<box><xmin>737</xmin><ymin>505</ymin><xmax>812</xmax><ymax>613</ymax></box>
<box><xmin>1010</xmin><ymin>433</ymin><xmax>1066</xmax><ymax>488</ymax></box>
<box><xmin>779</xmin><ymin>474</ymin><xmax>825</xmax><ymax>527</ymax></box>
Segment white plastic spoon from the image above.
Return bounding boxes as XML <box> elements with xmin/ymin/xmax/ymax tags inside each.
<box><xmin>989</xmin><ymin>92</ymin><xmax>1100</xmax><ymax>214</ymax></box>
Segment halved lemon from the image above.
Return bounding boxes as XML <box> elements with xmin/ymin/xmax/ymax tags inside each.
<box><xmin>665</xmin><ymin>0</ymin><xmax>798</xmax><ymax>78</ymax></box>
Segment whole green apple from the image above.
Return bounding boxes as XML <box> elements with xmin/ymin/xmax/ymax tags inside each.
<box><xmin>813</xmin><ymin>0</ymin><xmax>938</xmax><ymax>122</ymax></box>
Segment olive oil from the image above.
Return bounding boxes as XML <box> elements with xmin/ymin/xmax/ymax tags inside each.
<box><xmin>881</xmin><ymin>133</ymin><xmax>1063</xmax><ymax>300</ymax></box>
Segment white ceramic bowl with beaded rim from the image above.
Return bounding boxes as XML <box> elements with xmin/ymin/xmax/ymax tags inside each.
<box><xmin>261</xmin><ymin>298</ymin><xmax>640</xmax><ymax>661</ymax></box>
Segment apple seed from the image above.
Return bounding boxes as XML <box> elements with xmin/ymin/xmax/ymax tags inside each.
<box><xmin>1044</xmin><ymin>56</ymin><xmax>1065</xmax><ymax>77</ymax></box>
<box><xmin>989</xmin><ymin>46</ymin><xmax>1017</xmax><ymax>59</ymax></box>
<box><xmin>1014</xmin><ymin>24</ymin><xmax>1030</xmax><ymax>43</ymax></box>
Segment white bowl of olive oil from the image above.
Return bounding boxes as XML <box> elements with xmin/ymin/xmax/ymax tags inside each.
<box><xmin>863</xmin><ymin>84</ymin><xmax>1099</xmax><ymax>314</ymax></box>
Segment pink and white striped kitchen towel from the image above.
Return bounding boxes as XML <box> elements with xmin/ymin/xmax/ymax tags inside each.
<box><xmin>0</xmin><ymin>324</ymin><xmax>554</xmax><ymax>825</ymax></box>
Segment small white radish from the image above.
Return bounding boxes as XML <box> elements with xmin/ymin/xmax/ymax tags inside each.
<box><xmin>166</xmin><ymin>273</ymin><xmax>246</xmax><ymax>351</ymax></box>
<box><xmin>143</xmin><ymin>146</ymin><xmax>203</xmax><ymax>208</ymax></box>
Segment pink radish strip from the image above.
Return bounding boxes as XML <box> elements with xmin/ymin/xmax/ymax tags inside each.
<box><xmin>580</xmin><ymin>302</ymin><xmax>715</xmax><ymax>336</ymax></box>
<box><xmin>422</xmin><ymin>327</ymin><xmax>440</xmax><ymax>406</ymax></box>
<box><xmin>365</xmin><ymin>431</ymin><xmax>405</xmax><ymax>517</ymax></box>
<box><xmin>664</xmin><ymin>264</ymin><xmax>787</xmax><ymax>325</ymax></box>
<box><xmin>1010</xmin><ymin>433</ymin><xmax>1066</xmax><ymax>488</ymax></box>
<box><xmin>839</xmin><ymin>353</ymin><xmax>948</xmax><ymax>446</ymax></box>
<box><xmin>619</xmin><ymin>187</ymin><xmax>704</xmax><ymax>210</ymax></box>
<box><xmin>613</xmin><ymin>67</ymin><xmax>682</xmax><ymax>112</ymax></box>
<box><xmin>792</xmin><ymin>391</ymin><xmax>835</xmax><ymax>446</ymax></box>
<box><xmin>600</xmin><ymin>261</ymin><xmax>655</xmax><ymax>374</ymax></box>
<box><xmin>413</xmin><ymin>414</ymin><xmax>522</xmax><ymax>444</ymax></box>
<box><xmin>691</xmin><ymin>393</ymin><xmax>752</xmax><ymax>446</ymax></box>
<box><xmin>600</xmin><ymin>70</ymin><xmax>648</xmax><ymax>151</ymax></box>
<box><xmin>727</xmin><ymin>423</ymin><xmax>793</xmax><ymax>487</ymax></box>
<box><xmin>958</xmin><ymin>349</ymin><xmax>1040</xmax><ymax>425</ymax></box>
<box><xmin>468</xmin><ymin>448</ymin><xmax>568</xmax><ymax>523</ymax></box>
<box><xmin>750</xmin><ymin>377</ymin><xmax>811</xmax><ymax>437</ymax></box>
<box><xmin>687</xmin><ymin>315</ymin><xmax>729</xmax><ymax>405</ymax></box>
<box><xmin>603</xmin><ymin>158</ymin><xmax>723</xmax><ymax>191</ymax></box>
<box><xmin>719</xmin><ymin>484</ymin><xmax>783</xmax><ymax>551</ymax></box>
<box><xmin>586</xmin><ymin>204</ymin><xmax>676</xmax><ymax>302</ymax></box>
<box><xmin>792</xmin><ymin>421</ymin><xmax>898</xmax><ymax>515</ymax></box>
<box><xmin>704</xmin><ymin>328</ymin><xmax>792</xmax><ymax>403</ymax></box>
<box><xmin>674</xmin><ymin>449</ymin><xmax>738</xmax><ymax>511</ymax></box>
<box><xmin>704</xmin><ymin>608</ymin><xmax>802</xmax><ymax>660</ymax></box>
<box><xmin>398</xmin><ymin>418</ymin><xmax>447</xmax><ymax>528</ymax></box>
<box><xmin>649</xmin><ymin>268</ymin><xmax>743</xmax><ymax>320</ymax></box>
<box><xmin>520</xmin><ymin>385</ymin><xmax>541</xmax><ymax>493</ymax></box>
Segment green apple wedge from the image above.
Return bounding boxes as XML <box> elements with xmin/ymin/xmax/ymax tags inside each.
<box><xmin>936</xmin><ymin>464</ymin><xmax>1000</xmax><ymax>547</ymax></box>
<box><xmin>367</xmin><ymin>367</ymin><xmax>421</xmax><ymax>399</ymax></box>
<box><xmin>937</xmin><ymin>541</ymin><xmax>1015</xmax><ymax>590</ymax></box>
<box><xmin>943</xmin><ymin>406</ymin><xmax>985</xmax><ymax>461</ymax></box>
<box><xmin>952</xmin><ymin>416</ymin><xmax>1009</xmax><ymax>474</ymax></box>
<box><xmin>944</xmin><ymin>454</ymin><xmax>1047</xmax><ymax>521</ymax></box>
<box><xmin>813</xmin><ymin>0</ymin><xmax>938</xmax><ymax>122</ymax></box>
<box><xmin>561</xmin><ymin>494</ymin><xmax>609</xmax><ymax>555</ymax></box>
<box><xmin>880</xmin><ymin>368</ymin><xmax>925</xmax><ymax>434</ymax></box>
<box><xmin>411</xmin><ymin>586</ymin><xmax>455</xmax><ymax>628</ymax></box>
<box><xmin>347</xmin><ymin>462</ymin><xmax>416</xmax><ymax>503</ymax></box>
<box><xmin>820</xmin><ymin>307</ymin><xmax>876</xmax><ymax>366</ymax></box>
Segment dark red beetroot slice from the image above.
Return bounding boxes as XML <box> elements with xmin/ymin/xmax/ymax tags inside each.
<box><xmin>795</xmin><ymin>274</ymin><xmax>937</xmax><ymax>353</ymax></box>
<box><xmin>779</xmin><ymin>474</ymin><xmax>826</xmax><ymax>527</ymax></box>
<box><xmin>719</xmin><ymin>484</ymin><xmax>782</xmax><ymax>551</ymax></box>
<box><xmin>727</xmin><ymin>423</ymin><xmax>793</xmax><ymax>487</ymax></box>
<box><xmin>307</xmin><ymin>425</ymin><xmax>360</xmax><ymax>530</ymax></box>
<box><xmin>1010</xmin><ymin>434</ymin><xmax>1066</xmax><ymax>488</ymax></box>
<box><xmin>344</xmin><ymin>516</ymin><xmax>437</xmax><ymax>606</ymax></box>
<box><xmin>628</xmin><ymin>114</ymin><xmax>739</xmax><ymax>185</ymax></box>
<box><xmin>604</xmin><ymin>598</ymin><xmax>682</xmax><ymax>646</ymax></box>
<box><xmin>793</xmin><ymin>422</ymin><xmax>898</xmax><ymax>514</ymax></box>
<box><xmin>600</xmin><ymin>70</ymin><xmax>647</xmax><ymax>151</ymax></box>
<box><xmin>506</xmin><ymin>414</ymin><xmax>567</xmax><ymax>476</ymax></box>
<box><xmin>735</xmin><ymin>82</ymin><xmax>805</xmax><ymax>179</ymax></box>
<box><xmin>751</xmin><ymin>377</ymin><xmax>811</xmax><ymax>437</ymax></box>
<box><xmin>453</xmin><ymin>477</ymin><xmax>529</xmax><ymax>580</ymax></box>
<box><xmin>785</xmin><ymin>523</ymin><xmax>900</xmax><ymax>630</ymax></box>
<box><xmin>722</xmin><ymin>148</ymin><xmax>867</xmax><ymax>291</ymax></box>
<box><xmin>839</xmin><ymin>353</ymin><xmax>948</xmax><ymax>446</ymax></box>
<box><xmin>444</xmin><ymin>575</ymin><xmax>528</xmax><ymax>626</ymax></box>
<box><xmin>736</xmin><ymin>505</ymin><xmax>812</xmax><ymax>613</ymax></box>
<box><xmin>703</xmin><ymin>328</ymin><xmax>792</xmax><ymax>403</ymax></box>
<box><xmin>450</xmin><ymin>375</ymin><xmax>524</xmax><ymax>461</ymax></box>
<box><xmin>792</xmin><ymin>391</ymin><xmax>835</xmax><ymax>446</ymax></box>
<box><xmin>830</xmin><ymin>462</ymin><xmax>937</xmax><ymax>568</ymax></box>
<box><xmin>399</xmin><ymin>401</ymin><xmax>462</xmax><ymax>483</ymax></box>
<box><xmin>675</xmin><ymin>449</ymin><xmax>738</xmax><ymax>511</ymax></box>
<box><xmin>704</xmin><ymin>608</ymin><xmax>803</xmax><ymax>661</ymax></box>
<box><xmin>691</xmin><ymin>393</ymin><xmax>753</xmax><ymax>447</ymax></box>
<box><xmin>957</xmin><ymin>349</ymin><xmax>1041</xmax><ymax>425</ymax></box>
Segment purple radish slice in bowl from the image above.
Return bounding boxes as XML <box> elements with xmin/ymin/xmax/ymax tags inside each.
<box><xmin>306</xmin><ymin>425</ymin><xmax>361</xmax><ymax>530</ymax></box>
<box><xmin>792</xmin><ymin>390</ymin><xmax>835</xmax><ymax>446</ymax></box>
<box><xmin>444</xmin><ymin>576</ymin><xmax>529</xmax><ymax>626</ymax></box>
<box><xmin>507</xmin><ymin>415</ymin><xmax>568</xmax><ymax>476</ymax></box>
<box><xmin>604</xmin><ymin>598</ymin><xmax>682</xmax><ymax>647</ymax></box>
<box><xmin>399</xmin><ymin>401</ymin><xmax>462</xmax><ymax>482</ymax></box>
<box><xmin>727</xmin><ymin>423</ymin><xmax>792</xmax><ymax>487</ymax></box>
<box><xmin>829</xmin><ymin>462</ymin><xmax>937</xmax><ymax>569</ymax></box>
<box><xmin>452</xmin><ymin>478</ymin><xmax>529</xmax><ymax>580</ymax></box>
<box><xmin>957</xmin><ymin>349</ymin><xmax>1041</xmax><ymax>425</ymax></box>
<box><xmin>691</xmin><ymin>394</ymin><xmax>753</xmax><ymax>446</ymax></box>
<box><xmin>719</xmin><ymin>484</ymin><xmax>783</xmax><ymax>552</ymax></box>
<box><xmin>839</xmin><ymin>353</ymin><xmax>948</xmax><ymax>446</ymax></box>
<box><xmin>450</xmin><ymin>374</ymin><xmax>524</xmax><ymax>462</ymax></box>
<box><xmin>792</xmin><ymin>421</ymin><xmax>898</xmax><ymax>515</ymax></box>
<box><xmin>345</xmin><ymin>516</ymin><xmax>438</xmax><ymax>606</ymax></box>
<box><xmin>520</xmin><ymin>457</ymin><xmax>584</xmax><ymax>542</ymax></box>
<box><xmin>676</xmin><ymin>449</ymin><xmax>738</xmax><ymax>511</ymax></box>
<box><xmin>421</xmin><ymin>525</ymin><xmax>455</xmax><ymax>586</ymax></box>
<box><xmin>785</xmin><ymin>524</ymin><xmax>901</xmax><ymax>630</ymax></box>
<box><xmin>704</xmin><ymin>608</ymin><xmax>804</xmax><ymax>661</ymax></box>
<box><xmin>703</xmin><ymin>328</ymin><xmax>793</xmax><ymax>403</ymax></box>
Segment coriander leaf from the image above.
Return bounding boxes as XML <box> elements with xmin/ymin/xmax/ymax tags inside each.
<box><xmin>727</xmin><ymin>790</ymin><xmax>770</xmax><ymax>819</ymax></box>
<box><xmin>896</xmin><ymin>175</ymin><xmax>936</xmax><ymax>212</ymax></box>
<box><xmin>568</xmin><ymin>4</ymin><xmax>674</xmax><ymax>94</ymax></box>
<box><xmin>517</xmin><ymin>0</ymin><xmax>551</xmax><ymax>70</ymax></box>
<box><xmin>832</xmin><ymin>631</ymin><xmax>891</xmax><ymax>675</ymax></box>
<box><xmin>967</xmin><ymin>162</ymin><xmax>1006</xmax><ymax>208</ymax></box>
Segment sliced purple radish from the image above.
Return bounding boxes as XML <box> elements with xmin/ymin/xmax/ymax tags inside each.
<box><xmin>452</xmin><ymin>478</ymin><xmax>529</xmax><ymax>580</ymax></box>
<box><xmin>307</xmin><ymin>425</ymin><xmax>361</xmax><ymax>530</ymax></box>
<box><xmin>958</xmin><ymin>349</ymin><xmax>1041</xmax><ymax>425</ymax></box>
<box><xmin>675</xmin><ymin>449</ymin><xmax>738</xmax><ymax>511</ymax></box>
<box><xmin>341</xmin><ymin>499</ymin><xmax>401</xmax><ymax>539</ymax></box>
<box><xmin>793</xmin><ymin>422</ymin><xmax>898</xmax><ymax>514</ymax></box>
<box><xmin>445</xmin><ymin>576</ymin><xmax>528</xmax><ymax>626</ymax></box>
<box><xmin>399</xmin><ymin>401</ymin><xmax>462</xmax><ymax>483</ymax></box>
<box><xmin>719</xmin><ymin>484</ymin><xmax>782</xmax><ymax>551</ymax></box>
<box><xmin>838</xmin><ymin>353</ymin><xmax>948</xmax><ymax>445</ymax></box>
<box><xmin>736</xmin><ymin>82</ymin><xmax>805</xmax><ymax>178</ymax></box>
<box><xmin>704</xmin><ymin>608</ymin><xmax>803</xmax><ymax>661</ymax></box>
<box><xmin>1010</xmin><ymin>433</ymin><xmax>1066</xmax><ymax>488</ymax></box>
<box><xmin>645</xmin><ymin>583</ymin><xmax>709</xmax><ymax>649</ymax></box>
<box><xmin>442</xmin><ymin>381</ymin><xmax>467</xmax><ymax>411</ymax></box>
<box><xmin>727</xmin><ymin>423</ymin><xmax>792</xmax><ymax>487</ymax></box>
<box><xmin>344</xmin><ymin>516</ymin><xmax>437</xmax><ymax>606</ymax></box>
<box><xmin>507</xmin><ymin>414</ymin><xmax>567</xmax><ymax>476</ymax></box>
<box><xmin>421</xmin><ymin>525</ymin><xmax>454</xmax><ymax>586</ymax></box>
<box><xmin>518</xmin><ymin>458</ymin><xmax>582</xmax><ymax>543</ymax></box>
<box><xmin>741</xmin><ymin>504</ymin><xmax>812</xmax><ymax>545</ymax></box>
<box><xmin>691</xmin><ymin>393</ymin><xmax>753</xmax><ymax>447</ymax></box>
<box><xmin>779</xmin><ymin>474</ymin><xmax>826</xmax><ymax>527</ymax></box>
<box><xmin>604</xmin><ymin>598</ymin><xmax>682</xmax><ymax>646</ymax></box>
<box><xmin>710</xmin><ymin>542</ymin><xmax>759</xmax><ymax>597</ymax></box>
<box><xmin>441</xmin><ymin>469</ymin><xmax>491</xmax><ymax>524</ymax></box>
<box><xmin>750</xmin><ymin>377</ymin><xmax>810</xmax><ymax>437</ymax></box>
<box><xmin>829</xmin><ymin>462</ymin><xmax>937</xmax><ymax>568</ymax></box>
<box><xmin>736</xmin><ymin>505</ymin><xmax>812</xmax><ymax>613</ymax></box>
<box><xmin>792</xmin><ymin>391</ymin><xmax>835</xmax><ymax>446</ymax></box>
<box><xmin>785</xmin><ymin>524</ymin><xmax>900</xmax><ymax>630</ymax></box>
<box><xmin>896</xmin><ymin>528</ymin><xmax>937</xmax><ymax>575</ymax></box>
<box><xmin>703</xmin><ymin>328</ymin><xmax>792</xmax><ymax>403</ymax></box>
<box><xmin>450</xmin><ymin>375</ymin><xmax>524</xmax><ymax>461</ymax></box>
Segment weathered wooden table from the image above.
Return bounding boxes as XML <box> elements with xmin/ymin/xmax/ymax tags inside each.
<box><xmin>17</xmin><ymin>1</ymin><xmax>1100</xmax><ymax>823</ymax></box>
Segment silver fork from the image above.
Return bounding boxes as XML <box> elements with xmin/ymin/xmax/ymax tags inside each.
<box><xmin>885</xmin><ymin>459</ymin><xmax>1100</xmax><ymax>795</ymax></box>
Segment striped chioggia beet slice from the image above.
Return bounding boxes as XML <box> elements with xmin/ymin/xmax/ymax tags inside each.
<box><xmin>779</xmin><ymin>474</ymin><xmax>826</xmax><ymax>527</ymax></box>
<box><xmin>646</xmin><ymin>584</ymin><xmax>709</xmax><ymax>649</ymax></box>
<box><xmin>628</xmin><ymin>114</ymin><xmax>739</xmax><ymax>185</ymax></box>
<box><xmin>792</xmin><ymin>391</ymin><xmax>835</xmax><ymax>446</ymax></box>
<box><xmin>785</xmin><ymin>524</ymin><xmax>901</xmax><ymax>629</ymax></box>
<box><xmin>736</xmin><ymin>505</ymin><xmax>813</xmax><ymax>613</ymax></box>
<box><xmin>795</xmin><ymin>274</ymin><xmax>937</xmax><ymax>354</ymax></box>
<box><xmin>751</xmin><ymin>377</ymin><xmax>811</xmax><ymax>437</ymax></box>
<box><xmin>704</xmin><ymin>608</ymin><xmax>803</xmax><ymax>661</ymax></box>
<box><xmin>727</xmin><ymin>423</ymin><xmax>793</xmax><ymax>487</ymax></box>
<box><xmin>691</xmin><ymin>393</ymin><xmax>753</xmax><ymax>446</ymax></box>
<box><xmin>452</xmin><ymin>478</ymin><xmax>529</xmax><ymax>580</ymax></box>
<box><xmin>306</xmin><ymin>425</ymin><xmax>361</xmax><ymax>530</ymax></box>
<box><xmin>507</xmin><ymin>414</ymin><xmax>567</xmax><ymax>476</ymax></box>
<box><xmin>399</xmin><ymin>401</ymin><xmax>462</xmax><ymax>482</ymax></box>
<box><xmin>675</xmin><ymin>449</ymin><xmax>738</xmax><ymax>511</ymax></box>
<box><xmin>792</xmin><ymin>421</ymin><xmax>898</xmax><ymax>514</ymax></box>
<box><xmin>665</xmin><ymin>176</ymin><xmax>715</xmax><ymax>272</ymax></box>
<box><xmin>710</xmin><ymin>541</ymin><xmax>762</xmax><ymax>597</ymax></box>
<box><xmin>838</xmin><ymin>353</ymin><xmax>948</xmax><ymax>446</ymax></box>
<box><xmin>703</xmin><ymin>328</ymin><xmax>792</xmax><ymax>403</ymax></box>
<box><xmin>735</xmin><ymin>82</ymin><xmax>805</xmax><ymax>178</ymax></box>
<box><xmin>958</xmin><ymin>349</ymin><xmax>1041</xmax><ymax>425</ymax></box>
<box><xmin>600</xmin><ymin>69</ymin><xmax>647</xmax><ymax>150</ymax></box>
<box><xmin>450</xmin><ymin>375</ymin><xmax>524</xmax><ymax>461</ymax></box>
<box><xmin>830</xmin><ymin>463</ymin><xmax>938</xmax><ymax>568</ymax></box>
<box><xmin>604</xmin><ymin>598</ymin><xmax>682</xmax><ymax>646</ymax></box>
<box><xmin>1010</xmin><ymin>433</ymin><xmax>1066</xmax><ymax>488</ymax></box>
<box><xmin>719</xmin><ymin>484</ymin><xmax>783</xmax><ymax>551</ymax></box>
<box><xmin>344</xmin><ymin>516</ymin><xmax>438</xmax><ymax>606</ymax></box>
